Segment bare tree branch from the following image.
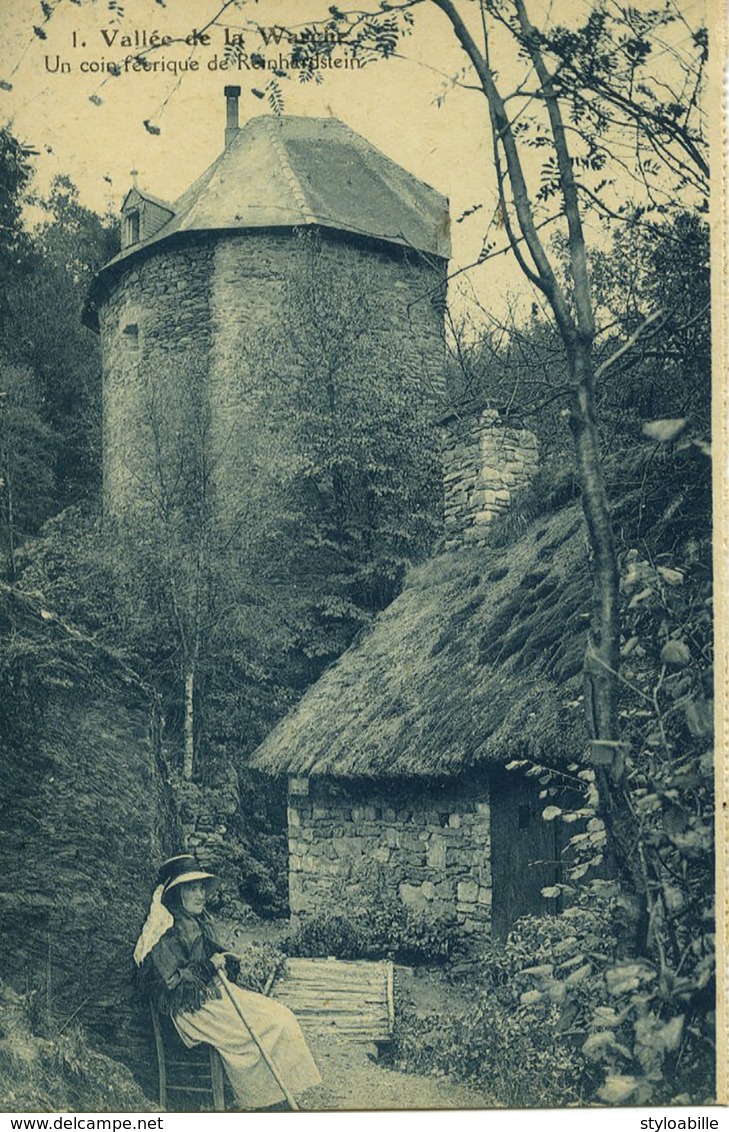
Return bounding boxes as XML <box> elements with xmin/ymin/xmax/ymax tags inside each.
<box><xmin>594</xmin><ymin>309</ymin><xmax>664</xmax><ymax>381</ymax></box>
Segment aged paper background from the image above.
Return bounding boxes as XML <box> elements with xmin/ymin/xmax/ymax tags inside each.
<box><xmin>1</xmin><ymin>0</ymin><xmax>726</xmax><ymax>1116</ymax></box>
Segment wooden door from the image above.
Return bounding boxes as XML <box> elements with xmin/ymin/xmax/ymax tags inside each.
<box><xmin>489</xmin><ymin>767</ymin><xmax>560</xmax><ymax>940</ymax></box>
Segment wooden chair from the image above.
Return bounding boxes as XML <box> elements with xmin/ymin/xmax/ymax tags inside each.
<box><xmin>150</xmin><ymin>1003</ymin><xmax>226</xmax><ymax>1112</ymax></box>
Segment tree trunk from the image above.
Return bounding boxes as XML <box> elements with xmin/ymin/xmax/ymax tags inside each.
<box><xmin>568</xmin><ymin>338</ymin><xmax>620</xmax><ymax>741</ymax></box>
<box><xmin>3</xmin><ymin>462</ymin><xmax>17</xmax><ymax>583</ymax></box>
<box><xmin>183</xmin><ymin>665</ymin><xmax>195</xmax><ymax>781</ymax></box>
<box><xmin>568</xmin><ymin>339</ymin><xmax>649</xmax><ymax>944</ymax></box>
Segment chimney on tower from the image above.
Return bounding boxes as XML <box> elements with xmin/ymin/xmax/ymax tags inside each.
<box><xmin>224</xmin><ymin>86</ymin><xmax>241</xmax><ymax>149</ymax></box>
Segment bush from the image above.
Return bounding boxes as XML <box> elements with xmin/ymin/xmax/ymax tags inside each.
<box><xmin>390</xmin><ymin>899</ymin><xmax>715</xmax><ymax>1106</ymax></box>
<box><xmin>391</xmin><ymin>996</ymin><xmax>585</xmax><ymax>1108</ymax></box>
<box><xmin>283</xmin><ymin>896</ymin><xmax>460</xmax><ymax>965</ymax></box>
<box><xmin>284</xmin><ymin>913</ymin><xmax>363</xmax><ymax>960</ymax></box>
<box><xmin>229</xmin><ymin>941</ymin><xmax>287</xmax><ymax>994</ymax></box>
<box><xmin>389</xmin><ymin>909</ymin><xmax>607</xmax><ymax>1106</ymax></box>
<box><xmin>392</xmin><ymin>906</ymin><xmax>459</xmax><ymax>964</ymax></box>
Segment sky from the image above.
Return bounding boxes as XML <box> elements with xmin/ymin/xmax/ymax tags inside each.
<box><xmin>0</xmin><ymin>0</ymin><xmax>712</xmax><ymax>328</ymax></box>
<box><xmin>1</xmin><ymin>0</ymin><xmax>513</xmax><ymax>311</ymax></box>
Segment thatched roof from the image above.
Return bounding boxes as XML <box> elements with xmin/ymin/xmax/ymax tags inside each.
<box><xmin>249</xmin><ymin>502</ymin><xmax>591</xmax><ymax>779</ymax></box>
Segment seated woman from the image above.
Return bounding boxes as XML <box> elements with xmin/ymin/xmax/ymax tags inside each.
<box><xmin>134</xmin><ymin>854</ymin><xmax>321</xmax><ymax>1111</ymax></box>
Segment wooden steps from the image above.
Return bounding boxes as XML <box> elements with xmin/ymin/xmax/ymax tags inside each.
<box><xmin>271</xmin><ymin>957</ymin><xmax>394</xmax><ymax>1043</ymax></box>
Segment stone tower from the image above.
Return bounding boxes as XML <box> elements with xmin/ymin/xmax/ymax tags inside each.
<box><xmin>84</xmin><ymin>92</ymin><xmax>450</xmax><ymax>537</ymax></box>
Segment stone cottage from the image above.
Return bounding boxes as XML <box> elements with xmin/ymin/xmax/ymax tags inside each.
<box><xmin>250</xmin><ymin>411</ymin><xmax>592</xmax><ymax>941</ymax></box>
<box><xmin>83</xmin><ymin>90</ymin><xmax>450</xmax><ymax>531</ymax></box>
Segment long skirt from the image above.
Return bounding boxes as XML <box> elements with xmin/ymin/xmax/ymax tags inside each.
<box><xmin>173</xmin><ymin>984</ymin><xmax>321</xmax><ymax>1109</ymax></box>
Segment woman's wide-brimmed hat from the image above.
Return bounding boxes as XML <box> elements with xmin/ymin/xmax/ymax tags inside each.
<box><xmin>157</xmin><ymin>853</ymin><xmax>221</xmax><ymax>896</ymax></box>
<box><xmin>133</xmin><ymin>853</ymin><xmax>221</xmax><ymax>966</ymax></box>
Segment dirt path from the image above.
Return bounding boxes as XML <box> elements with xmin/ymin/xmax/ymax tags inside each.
<box><xmin>227</xmin><ymin>921</ymin><xmax>492</xmax><ymax>1111</ymax></box>
<box><xmin>298</xmin><ymin>1034</ymin><xmax>493</xmax><ymax>1111</ymax></box>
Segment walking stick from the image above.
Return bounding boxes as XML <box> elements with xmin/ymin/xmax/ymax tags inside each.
<box><xmin>214</xmin><ymin>966</ymin><xmax>300</xmax><ymax>1111</ymax></box>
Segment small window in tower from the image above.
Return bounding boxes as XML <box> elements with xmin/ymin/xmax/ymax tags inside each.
<box><xmin>122</xmin><ymin>323</ymin><xmax>139</xmax><ymax>350</ymax></box>
<box><xmin>125</xmin><ymin>209</ymin><xmax>140</xmax><ymax>246</ymax></box>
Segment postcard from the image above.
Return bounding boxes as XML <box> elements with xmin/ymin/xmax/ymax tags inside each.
<box><xmin>0</xmin><ymin>0</ymin><xmax>725</xmax><ymax>1119</ymax></box>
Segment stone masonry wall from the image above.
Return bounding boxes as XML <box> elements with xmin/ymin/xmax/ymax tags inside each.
<box><xmin>208</xmin><ymin>231</ymin><xmax>447</xmax><ymax>535</ymax></box>
<box><xmin>99</xmin><ymin>230</ymin><xmax>446</xmax><ymax>531</ymax></box>
<box><xmin>99</xmin><ymin>238</ymin><xmax>214</xmax><ymax>520</ymax></box>
<box><xmin>440</xmin><ymin>408</ymin><xmax>539</xmax><ymax>547</ymax></box>
<box><xmin>287</xmin><ymin>776</ymin><xmax>492</xmax><ymax>939</ymax></box>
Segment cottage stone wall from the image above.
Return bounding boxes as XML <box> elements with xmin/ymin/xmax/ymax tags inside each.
<box><xmin>98</xmin><ymin>230</ymin><xmax>446</xmax><ymax>527</ymax></box>
<box><xmin>440</xmin><ymin>409</ymin><xmax>539</xmax><ymax>547</ymax></box>
<box><xmin>287</xmin><ymin>776</ymin><xmax>492</xmax><ymax>938</ymax></box>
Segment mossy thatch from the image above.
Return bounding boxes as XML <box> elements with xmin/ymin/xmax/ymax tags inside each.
<box><xmin>250</xmin><ymin>504</ymin><xmax>591</xmax><ymax>779</ymax></box>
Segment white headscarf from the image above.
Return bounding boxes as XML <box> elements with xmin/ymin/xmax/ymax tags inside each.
<box><xmin>133</xmin><ymin>883</ymin><xmax>174</xmax><ymax>966</ymax></box>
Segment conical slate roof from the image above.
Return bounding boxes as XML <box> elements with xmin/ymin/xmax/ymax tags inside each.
<box><xmin>85</xmin><ymin>115</ymin><xmax>449</xmax><ymax>328</ymax></box>
<box><xmin>112</xmin><ymin>114</ymin><xmax>449</xmax><ymax>265</ymax></box>
<box><xmin>177</xmin><ymin>115</ymin><xmax>449</xmax><ymax>253</ymax></box>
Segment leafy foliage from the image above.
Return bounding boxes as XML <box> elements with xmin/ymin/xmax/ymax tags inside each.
<box><xmin>390</xmin><ymin>913</ymin><xmax>595</xmax><ymax>1106</ymax></box>
<box><xmin>541</xmin><ymin>5</ymin><xmax>708</xmax><ymax>205</ymax></box>
<box><xmin>227</xmin><ymin>940</ymin><xmax>287</xmax><ymax>995</ymax></box>
<box><xmin>497</xmin><ymin>902</ymin><xmax>714</xmax><ymax>1104</ymax></box>
<box><xmin>252</xmin><ymin>230</ymin><xmax>441</xmax><ymax>623</ymax></box>
<box><xmin>18</xmin><ymin>176</ymin><xmax>118</xmax><ymax>502</ymax></box>
<box><xmin>0</xmin><ymin>128</ymin><xmax>33</xmax><ymax>325</ymax></box>
<box><xmin>284</xmin><ymin>894</ymin><xmax>460</xmax><ymax>965</ymax></box>
<box><xmin>447</xmin><ymin>213</ymin><xmax>710</xmax><ymax>461</ymax></box>
<box><xmin>1</xmin><ymin>136</ymin><xmax>118</xmax><ymax>576</ymax></box>
<box><xmin>0</xmin><ymin>366</ymin><xmax>55</xmax><ymax>578</ymax></box>
<box><xmin>503</xmin><ymin>437</ymin><xmax>715</xmax><ymax>1103</ymax></box>
<box><xmin>392</xmin><ymin>897</ymin><xmax>713</xmax><ymax>1105</ymax></box>
<box><xmin>592</xmin><ymin>214</ymin><xmax>711</xmax><ymax>442</ymax></box>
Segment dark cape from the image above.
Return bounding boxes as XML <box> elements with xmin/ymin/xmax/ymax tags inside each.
<box><xmin>140</xmin><ymin>907</ymin><xmax>238</xmax><ymax>1017</ymax></box>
